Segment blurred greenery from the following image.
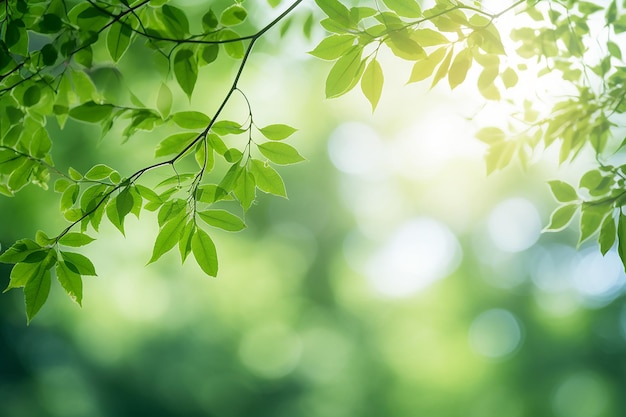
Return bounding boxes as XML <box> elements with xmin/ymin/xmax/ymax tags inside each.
<box><xmin>3</xmin><ymin>2</ymin><xmax>626</xmax><ymax>417</ymax></box>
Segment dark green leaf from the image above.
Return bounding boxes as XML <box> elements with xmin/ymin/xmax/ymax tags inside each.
<box><xmin>174</xmin><ymin>49</ymin><xmax>197</xmax><ymax>100</ymax></box>
<box><xmin>61</xmin><ymin>251</ymin><xmax>97</xmax><ymax>276</ymax></box>
<box><xmin>69</xmin><ymin>102</ymin><xmax>114</xmax><ymax>123</ymax></box>
<box><xmin>25</xmin><ymin>268</ymin><xmax>51</xmax><ymax>323</ymax></box>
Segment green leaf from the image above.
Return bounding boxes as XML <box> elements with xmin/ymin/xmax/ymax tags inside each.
<box><xmin>174</xmin><ymin>49</ymin><xmax>197</xmax><ymax>100</ymax></box>
<box><xmin>192</xmin><ymin>228</ymin><xmax>218</xmax><ymax>276</ymax></box>
<box><xmin>501</xmin><ymin>67</ymin><xmax>519</xmax><ymax>89</ymax></box>
<box><xmin>543</xmin><ymin>203</ymin><xmax>578</xmax><ymax>232</ymax></box>
<box><xmin>117</xmin><ymin>187</ymin><xmax>134</xmax><ymax>225</ymax></box>
<box><xmin>382</xmin><ymin>0</ymin><xmax>421</xmax><ymax>17</ymax></box>
<box><xmin>234</xmin><ymin>171</ymin><xmax>256</xmax><ymax>211</ymax></box>
<box><xmin>314</xmin><ymin>0</ymin><xmax>352</xmax><ymax>28</ymax></box>
<box><xmin>161</xmin><ymin>4</ymin><xmax>189</xmax><ymax>35</ymax></box>
<box><xmin>579</xmin><ymin>204</ymin><xmax>611</xmax><ymax>246</ymax></box>
<box><xmin>85</xmin><ymin>164</ymin><xmax>116</xmax><ymax>181</ymax></box>
<box><xmin>198</xmin><ymin>209</ymin><xmax>246</xmax><ymax>232</ymax></box>
<box><xmin>149</xmin><ymin>212</ymin><xmax>187</xmax><ymax>263</ymax></box>
<box><xmin>220</xmin><ymin>30</ymin><xmax>245</xmax><ymax>59</ymax></box>
<box><xmin>197</xmin><ymin>184</ymin><xmax>233</xmax><ymax>203</ymax></box>
<box><xmin>60</xmin><ymin>183</ymin><xmax>79</xmax><ymax>211</ymax></box>
<box><xmin>547</xmin><ymin>180</ymin><xmax>578</xmax><ymax>203</ymax></box>
<box><xmin>408</xmin><ymin>47</ymin><xmax>446</xmax><ymax>83</ymax></box>
<box><xmin>224</xmin><ymin>148</ymin><xmax>243</xmax><ymax>163</ymax></box>
<box><xmin>259</xmin><ymin>124</ymin><xmax>297</xmax><ymax>141</ymax></box>
<box><xmin>220</xmin><ymin>4</ymin><xmax>247</xmax><ymax>26</ymax></box>
<box><xmin>361</xmin><ymin>59</ymin><xmax>384</xmax><ymax>111</ymax></box>
<box><xmin>386</xmin><ymin>31</ymin><xmax>426</xmax><ymax>61</ymax></box>
<box><xmin>202</xmin><ymin>9</ymin><xmax>218</xmax><ymax>30</ymax></box>
<box><xmin>158</xmin><ymin>199</ymin><xmax>187</xmax><ymax>226</ymax></box>
<box><xmin>309</xmin><ymin>34</ymin><xmax>356</xmax><ymax>60</ymax></box>
<box><xmin>448</xmin><ymin>48</ymin><xmax>472</xmax><ymax>89</ymax></box>
<box><xmin>107</xmin><ymin>21</ymin><xmax>132</xmax><ymax>62</ymax></box>
<box><xmin>155</xmin><ymin>132</ymin><xmax>197</xmax><ymax>157</ymax></box>
<box><xmin>172</xmin><ymin>111</ymin><xmax>211</xmax><ymax>129</ymax></box>
<box><xmin>56</xmin><ymin>260</ymin><xmax>83</xmax><ymax>306</ymax></box>
<box><xmin>607</xmin><ymin>41</ymin><xmax>622</xmax><ymax>60</ymax></box>
<box><xmin>25</xmin><ymin>268</ymin><xmax>51</xmax><ymax>323</ymax></box>
<box><xmin>179</xmin><ymin>220</ymin><xmax>195</xmax><ymax>263</ymax></box>
<box><xmin>0</xmin><ymin>239</ymin><xmax>41</xmax><ymax>264</ymax></box>
<box><xmin>59</xmin><ymin>233</ymin><xmax>96</xmax><ymax>247</ymax></box>
<box><xmin>250</xmin><ymin>159</ymin><xmax>287</xmax><ymax>197</ymax></box>
<box><xmin>69</xmin><ymin>101</ymin><xmax>114</xmax><ymax>123</ymax></box>
<box><xmin>431</xmin><ymin>47</ymin><xmax>454</xmax><ymax>88</ymax></box>
<box><xmin>41</xmin><ymin>43</ymin><xmax>58</xmax><ymax>65</ymax></box>
<box><xmin>412</xmin><ymin>29</ymin><xmax>449</xmax><ymax>46</ymax></box>
<box><xmin>606</xmin><ymin>0</ymin><xmax>617</xmax><ymax>23</ymax></box>
<box><xmin>257</xmin><ymin>142</ymin><xmax>305</xmax><ymax>165</ymax></box>
<box><xmin>6</xmin><ymin>260</ymin><xmax>45</xmax><ymax>291</ymax></box>
<box><xmin>476</xmin><ymin>127</ymin><xmax>505</xmax><ymax>144</ymax></box>
<box><xmin>23</xmin><ymin>86</ymin><xmax>41</xmax><ymax>107</ymax></box>
<box><xmin>61</xmin><ymin>251</ymin><xmax>97</xmax><ymax>276</ymax></box>
<box><xmin>599</xmin><ymin>214</ymin><xmax>616</xmax><ymax>255</ymax></box>
<box><xmin>201</xmin><ymin>44</ymin><xmax>219</xmax><ymax>65</ymax></box>
<box><xmin>35</xmin><ymin>230</ymin><xmax>54</xmax><ymax>247</ymax></box>
<box><xmin>618</xmin><ymin>214</ymin><xmax>626</xmax><ymax>271</ymax></box>
<box><xmin>212</xmin><ymin>120</ymin><xmax>244</xmax><ymax>135</ymax></box>
<box><xmin>38</xmin><ymin>14</ymin><xmax>63</xmax><ymax>33</ymax></box>
<box><xmin>325</xmin><ymin>47</ymin><xmax>365</xmax><ymax>98</ymax></box>
<box><xmin>157</xmin><ymin>83</ymin><xmax>173</xmax><ymax>118</ymax></box>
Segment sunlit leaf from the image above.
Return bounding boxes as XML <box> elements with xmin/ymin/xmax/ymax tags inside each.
<box><xmin>59</xmin><ymin>233</ymin><xmax>96</xmax><ymax>247</ymax></box>
<box><xmin>61</xmin><ymin>251</ymin><xmax>97</xmax><ymax>276</ymax></box>
<box><xmin>548</xmin><ymin>180</ymin><xmax>578</xmax><ymax>203</ymax></box>
<box><xmin>148</xmin><ymin>212</ymin><xmax>188</xmax><ymax>264</ymax></box>
<box><xmin>250</xmin><ymin>159</ymin><xmax>286</xmax><ymax>197</ymax></box>
<box><xmin>599</xmin><ymin>214</ymin><xmax>616</xmax><ymax>255</ymax></box>
<box><xmin>259</xmin><ymin>124</ymin><xmax>297</xmax><ymax>141</ymax></box>
<box><xmin>325</xmin><ymin>47</ymin><xmax>365</xmax><ymax>98</ymax></box>
<box><xmin>198</xmin><ymin>209</ymin><xmax>246</xmax><ymax>232</ymax></box>
<box><xmin>191</xmin><ymin>228</ymin><xmax>218</xmax><ymax>276</ymax></box>
<box><xmin>361</xmin><ymin>59</ymin><xmax>384</xmax><ymax>111</ymax></box>
<box><xmin>543</xmin><ymin>203</ymin><xmax>578</xmax><ymax>232</ymax></box>
<box><xmin>257</xmin><ymin>142</ymin><xmax>305</xmax><ymax>165</ymax></box>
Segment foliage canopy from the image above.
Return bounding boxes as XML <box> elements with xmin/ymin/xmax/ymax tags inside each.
<box><xmin>1</xmin><ymin>0</ymin><xmax>625</xmax><ymax>321</ymax></box>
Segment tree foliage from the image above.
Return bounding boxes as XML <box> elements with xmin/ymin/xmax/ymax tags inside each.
<box><xmin>0</xmin><ymin>0</ymin><xmax>625</xmax><ymax>321</ymax></box>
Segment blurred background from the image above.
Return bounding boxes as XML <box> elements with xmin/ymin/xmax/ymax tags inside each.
<box><xmin>2</xmin><ymin>1</ymin><xmax>626</xmax><ymax>416</ymax></box>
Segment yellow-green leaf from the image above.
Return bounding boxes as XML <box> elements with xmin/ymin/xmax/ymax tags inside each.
<box><xmin>361</xmin><ymin>59</ymin><xmax>384</xmax><ymax>111</ymax></box>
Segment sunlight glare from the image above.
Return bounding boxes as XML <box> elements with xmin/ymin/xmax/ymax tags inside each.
<box><xmin>469</xmin><ymin>309</ymin><xmax>522</xmax><ymax>359</ymax></box>
<box><xmin>366</xmin><ymin>218</ymin><xmax>462</xmax><ymax>297</ymax></box>
<box><xmin>487</xmin><ymin>198</ymin><xmax>541</xmax><ymax>252</ymax></box>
